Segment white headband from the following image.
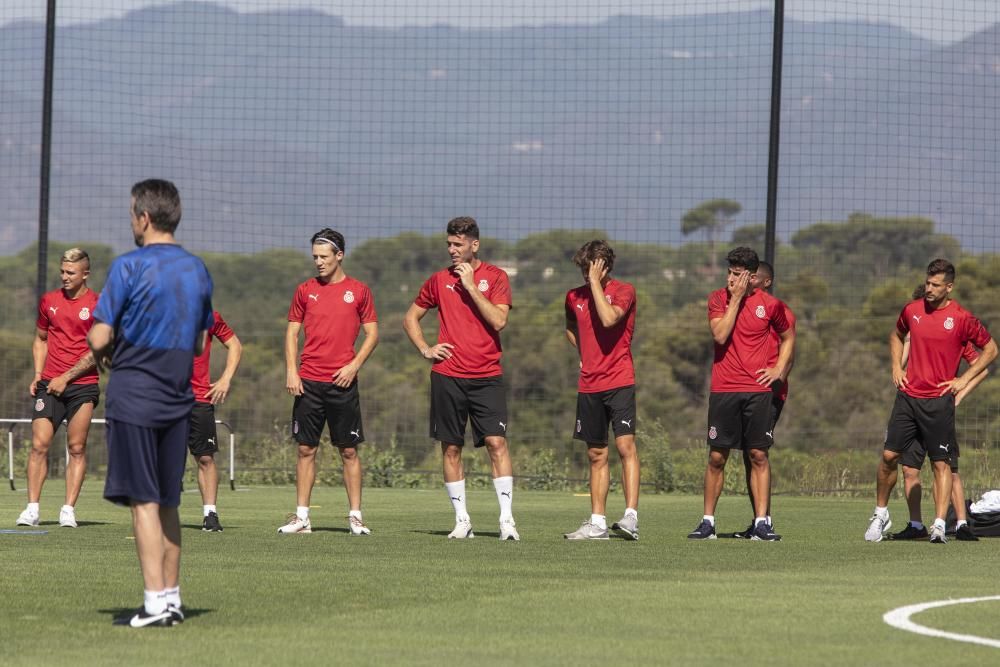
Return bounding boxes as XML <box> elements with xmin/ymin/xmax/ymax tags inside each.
<box><xmin>313</xmin><ymin>237</ymin><xmax>341</xmax><ymax>251</ymax></box>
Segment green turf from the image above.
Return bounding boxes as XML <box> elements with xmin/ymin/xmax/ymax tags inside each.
<box><xmin>2</xmin><ymin>486</ymin><xmax>998</xmax><ymax>665</ymax></box>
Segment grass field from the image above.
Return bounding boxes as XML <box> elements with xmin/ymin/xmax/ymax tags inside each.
<box><xmin>3</xmin><ymin>485</ymin><xmax>999</xmax><ymax>665</ymax></box>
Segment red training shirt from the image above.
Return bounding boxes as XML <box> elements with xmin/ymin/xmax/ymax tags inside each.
<box><xmin>288</xmin><ymin>276</ymin><xmax>377</xmax><ymax>383</ymax></box>
<box><xmin>414</xmin><ymin>262</ymin><xmax>512</xmax><ymax>378</ymax></box>
<box><xmin>191</xmin><ymin>311</ymin><xmax>236</xmax><ymax>404</ymax></box>
<box><xmin>767</xmin><ymin>300</ymin><xmax>796</xmax><ymax>402</ymax></box>
<box><xmin>565</xmin><ymin>279</ymin><xmax>636</xmax><ymax>392</ymax></box>
<box><xmin>36</xmin><ymin>288</ymin><xmax>100</xmax><ymax>385</ymax></box>
<box><xmin>896</xmin><ymin>299</ymin><xmax>992</xmax><ymax>399</ymax></box>
<box><xmin>708</xmin><ymin>287</ymin><xmax>790</xmax><ymax>393</ymax></box>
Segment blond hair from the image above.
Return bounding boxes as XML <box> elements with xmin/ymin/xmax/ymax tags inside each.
<box><xmin>61</xmin><ymin>248</ymin><xmax>90</xmax><ymax>269</ymax></box>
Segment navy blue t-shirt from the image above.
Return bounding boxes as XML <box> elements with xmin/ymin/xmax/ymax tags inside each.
<box><xmin>94</xmin><ymin>244</ymin><xmax>214</xmax><ymax>427</ymax></box>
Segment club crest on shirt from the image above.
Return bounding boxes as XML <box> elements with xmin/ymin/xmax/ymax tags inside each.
<box><xmin>755</xmin><ymin>305</ymin><xmax>766</xmax><ymax>318</ymax></box>
<box><xmin>478</xmin><ymin>279</ymin><xmax>489</xmax><ymax>292</ymax></box>
<box><xmin>35</xmin><ymin>398</ymin><xmax>45</xmax><ymax>412</ymax></box>
<box><xmin>944</xmin><ymin>317</ymin><xmax>954</xmax><ymax>330</ymax></box>
<box><xmin>78</xmin><ymin>307</ymin><xmax>90</xmax><ymax>320</ymax></box>
<box><xmin>708</xmin><ymin>426</ymin><xmax>718</xmax><ymax>440</ymax></box>
<box><xmin>343</xmin><ymin>290</ymin><xmax>355</xmax><ymax>304</ymax></box>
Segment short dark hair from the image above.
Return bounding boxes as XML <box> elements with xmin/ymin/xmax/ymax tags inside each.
<box><xmin>131</xmin><ymin>179</ymin><xmax>182</xmax><ymax>233</ymax></box>
<box><xmin>912</xmin><ymin>284</ymin><xmax>926</xmax><ymax>300</ymax></box>
<box><xmin>446</xmin><ymin>216</ymin><xmax>479</xmax><ymax>239</ymax></box>
<box><xmin>311</xmin><ymin>228</ymin><xmax>346</xmax><ymax>253</ymax></box>
<box><xmin>926</xmin><ymin>258</ymin><xmax>955</xmax><ymax>283</ymax></box>
<box><xmin>727</xmin><ymin>246</ymin><xmax>759</xmax><ymax>272</ymax></box>
<box><xmin>756</xmin><ymin>260</ymin><xmax>774</xmax><ymax>281</ymax></box>
<box><xmin>572</xmin><ymin>240</ymin><xmax>615</xmax><ymax>273</ymax></box>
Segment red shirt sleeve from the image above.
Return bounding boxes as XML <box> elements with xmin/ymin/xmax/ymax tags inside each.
<box><xmin>963</xmin><ymin>313</ymin><xmax>992</xmax><ymax>350</ymax></box>
<box><xmin>896</xmin><ymin>306</ymin><xmax>911</xmax><ymax>336</ymax></box>
<box><xmin>414</xmin><ymin>275</ymin><xmax>438</xmax><ymax>310</ymax></box>
<box><xmin>357</xmin><ymin>284</ymin><xmax>377</xmax><ymax>324</ymax></box>
<box><xmin>962</xmin><ymin>342</ymin><xmax>980</xmax><ymax>365</ymax></box>
<box><xmin>490</xmin><ymin>269</ymin><xmax>512</xmax><ymax>307</ymax></box>
<box><xmin>610</xmin><ymin>282</ymin><xmax>635</xmax><ymax>313</ymax></box>
<box><xmin>288</xmin><ymin>284</ymin><xmax>306</xmax><ymax>322</ymax></box>
<box><xmin>770</xmin><ymin>299</ymin><xmax>789</xmax><ymax>334</ymax></box>
<box><xmin>211</xmin><ymin>311</ymin><xmax>235</xmax><ymax>344</ymax></box>
<box><xmin>707</xmin><ymin>290</ymin><xmax>727</xmax><ymax>320</ymax></box>
<box><xmin>36</xmin><ymin>294</ymin><xmax>50</xmax><ymax>331</ymax></box>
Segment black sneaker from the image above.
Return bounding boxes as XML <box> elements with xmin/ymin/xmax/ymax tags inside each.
<box><xmin>202</xmin><ymin>512</ymin><xmax>223</xmax><ymax>532</ymax></box>
<box><xmin>687</xmin><ymin>519</ymin><xmax>717</xmax><ymax>540</ymax></box>
<box><xmin>732</xmin><ymin>522</ymin><xmax>756</xmax><ymax>539</ymax></box>
<box><xmin>168</xmin><ymin>604</ymin><xmax>185</xmax><ymax>624</ymax></box>
<box><xmin>955</xmin><ymin>524</ymin><xmax>979</xmax><ymax>541</ymax></box>
<box><xmin>750</xmin><ymin>521</ymin><xmax>782</xmax><ymax>541</ymax></box>
<box><xmin>114</xmin><ymin>607</ymin><xmax>174</xmax><ymax>628</ymax></box>
<box><xmin>890</xmin><ymin>524</ymin><xmax>928</xmax><ymax>540</ymax></box>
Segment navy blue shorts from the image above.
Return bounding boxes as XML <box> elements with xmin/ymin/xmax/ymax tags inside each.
<box><xmin>103</xmin><ymin>418</ymin><xmax>190</xmax><ymax>508</ymax></box>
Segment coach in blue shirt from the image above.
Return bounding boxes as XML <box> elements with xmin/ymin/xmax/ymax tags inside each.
<box><xmin>89</xmin><ymin>179</ymin><xmax>214</xmax><ymax>628</ymax></box>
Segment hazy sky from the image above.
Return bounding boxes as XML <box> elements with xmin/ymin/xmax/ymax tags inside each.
<box><xmin>2</xmin><ymin>0</ymin><xmax>996</xmax><ymax>43</ymax></box>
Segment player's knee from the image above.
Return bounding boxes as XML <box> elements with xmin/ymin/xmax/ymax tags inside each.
<box><xmin>587</xmin><ymin>447</ymin><xmax>608</xmax><ymax>465</ymax></box>
<box><xmin>297</xmin><ymin>444</ymin><xmax>318</xmax><ymax>460</ymax></box>
<box><xmin>707</xmin><ymin>451</ymin><xmax>727</xmax><ymax>469</ymax></box>
<box><xmin>483</xmin><ymin>436</ymin><xmax>508</xmax><ymax>455</ymax></box>
<box><xmin>748</xmin><ymin>448</ymin><xmax>769</xmax><ymax>466</ymax></box>
<box><xmin>902</xmin><ymin>466</ymin><xmax>919</xmax><ymax>482</ymax></box>
<box><xmin>339</xmin><ymin>447</ymin><xmax>359</xmax><ymax>463</ymax></box>
<box><xmin>196</xmin><ymin>454</ymin><xmax>215</xmax><ymax>469</ymax></box>
<box><xmin>30</xmin><ymin>440</ymin><xmax>51</xmax><ymax>457</ymax></box>
<box><xmin>880</xmin><ymin>450</ymin><xmax>900</xmax><ymax>467</ymax></box>
<box><xmin>66</xmin><ymin>442</ymin><xmax>86</xmax><ymax>458</ymax></box>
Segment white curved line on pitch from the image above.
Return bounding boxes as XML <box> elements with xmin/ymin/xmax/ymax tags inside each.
<box><xmin>883</xmin><ymin>596</ymin><xmax>1000</xmax><ymax>648</ymax></box>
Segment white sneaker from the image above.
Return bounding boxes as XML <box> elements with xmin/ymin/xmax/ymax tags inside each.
<box><xmin>864</xmin><ymin>512</ymin><xmax>891</xmax><ymax>542</ymax></box>
<box><xmin>16</xmin><ymin>509</ymin><xmax>39</xmax><ymax>527</ymax></box>
<box><xmin>564</xmin><ymin>520</ymin><xmax>609</xmax><ymax>540</ymax></box>
<box><xmin>499</xmin><ymin>517</ymin><xmax>520</xmax><ymax>541</ymax></box>
<box><xmin>348</xmin><ymin>515</ymin><xmax>371</xmax><ymax>536</ymax></box>
<box><xmin>277</xmin><ymin>514</ymin><xmax>312</xmax><ymax>534</ymax></box>
<box><xmin>929</xmin><ymin>524</ymin><xmax>948</xmax><ymax>544</ymax></box>
<box><xmin>59</xmin><ymin>507</ymin><xmax>78</xmax><ymax>528</ymax></box>
<box><xmin>448</xmin><ymin>518</ymin><xmax>474</xmax><ymax>539</ymax></box>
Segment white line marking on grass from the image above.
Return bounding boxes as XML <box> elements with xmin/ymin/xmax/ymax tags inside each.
<box><xmin>883</xmin><ymin>596</ymin><xmax>1000</xmax><ymax>648</ymax></box>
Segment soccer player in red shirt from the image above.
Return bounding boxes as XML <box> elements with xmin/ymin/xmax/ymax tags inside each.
<box><xmin>732</xmin><ymin>260</ymin><xmax>796</xmax><ymax>539</ymax></box>
<box><xmin>867</xmin><ymin>263</ymin><xmax>997</xmax><ymax>543</ymax></box>
<box><xmin>188</xmin><ymin>310</ymin><xmax>242</xmax><ymax>532</ymax></box>
<box><xmin>562</xmin><ymin>240</ymin><xmax>640</xmax><ymax>541</ymax></box>
<box><xmin>403</xmin><ymin>216</ymin><xmax>519</xmax><ymax>540</ymax></box>
<box><xmin>16</xmin><ymin>248</ymin><xmax>99</xmax><ymax>529</ymax></box>
<box><xmin>279</xmin><ymin>229</ymin><xmax>378</xmax><ymax>535</ymax></box>
<box><xmin>688</xmin><ymin>247</ymin><xmax>794</xmax><ymax>541</ymax></box>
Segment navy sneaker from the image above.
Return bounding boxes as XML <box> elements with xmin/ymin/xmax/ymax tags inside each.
<box><xmin>955</xmin><ymin>524</ymin><xmax>979</xmax><ymax>541</ymax></box>
<box><xmin>114</xmin><ymin>607</ymin><xmax>173</xmax><ymax>628</ymax></box>
<box><xmin>890</xmin><ymin>523</ymin><xmax>928</xmax><ymax>540</ymax></box>
<box><xmin>168</xmin><ymin>604</ymin><xmax>185</xmax><ymax>624</ymax></box>
<box><xmin>202</xmin><ymin>512</ymin><xmax>223</xmax><ymax>532</ymax></box>
<box><xmin>750</xmin><ymin>521</ymin><xmax>782</xmax><ymax>541</ymax></box>
<box><xmin>732</xmin><ymin>522</ymin><xmax>756</xmax><ymax>539</ymax></box>
<box><xmin>687</xmin><ymin>520</ymin><xmax>716</xmax><ymax>540</ymax></box>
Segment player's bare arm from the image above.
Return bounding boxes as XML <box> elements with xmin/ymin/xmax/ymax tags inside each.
<box><xmin>403</xmin><ymin>303</ymin><xmax>454</xmax><ymax>361</ymax></box>
<box><xmin>588</xmin><ymin>259</ymin><xmax>625</xmax><ymax>328</ymax></box>
<box><xmin>46</xmin><ymin>351</ymin><xmax>97</xmax><ymax>396</ymax></box>
<box><xmin>87</xmin><ymin>322</ymin><xmax>114</xmax><ymax>371</ymax></box>
<box><xmin>332</xmin><ymin>321</ymin><xmax>379</xmax><ymax>388</ymax></box>
<box><xmin>285</xmin><ymin>321</ymin><xmax>304</xmax><ymax>396</ymax></box>
<box><xmin>955</xmin><ymin>366</ymin><xmax>987</xmax><ymax>406</ymax></box>
<box><xmin>757</xmin><ymin>326</ymin><xmax>795</xmax><ymax>386</ymax></box>
<box><xmin>30</xmin><ymin>327</ymin><xmax>48</xmax><ymax>396</ymax></box>
<box><xmin>710</xmin><ymin>270</ymin><xmax>750</xmax><ymax>344</ymax></box>
<box><xmin>890</xmin><ymin>329</ymin><xmax>908</xmax><ymax>389</ymax></box>
<box><xmin>937</xmin><ymin>338</ymin><xmax>998</xmax><ymax>396</ymax></box>
<box><xmin>455</xmin><ymin>262</ymin><xmax>509</xmax><ymax>331</ymax></box>
<box><xmin>206</xmin><ymin>334</ymin><xmax>242</xmax><ymax>404</ymax></box>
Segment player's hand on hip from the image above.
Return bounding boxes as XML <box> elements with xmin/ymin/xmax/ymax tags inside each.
<box><xmin>207</xmin><ymin>379</ymin><xmax>230</xmax><ymax>404</ymax></box>
<box><xmin>332</xmin><ymin>363</ymin><xmax>359</xmax><ymax>388</ymax></box>
<box><xmin>755</xmin><ymin>366</ymin><xmax>781</xmax><ymax>387</ymax></box>
<box><xmin>937</xmin><ymin>377</ymin><xmax>966</xmax><ymax>397</ymax></box>
<box><xmin>892</xmin><ymin>367</ymin><xmax>909</xmax><ymax>390</ymax></box>
<box><xmin>46</xmin><ymin>375</ymin><xmax>69</xmax><ymax>396</ymax></box>
<box><xmin>422</xmin><ymin>343</ymin><xmax>454</xmax><ymax>362</ymax></box>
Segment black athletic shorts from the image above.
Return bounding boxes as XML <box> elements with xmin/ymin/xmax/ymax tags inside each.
<box><xmin>104</xmin><ymin>417</ymin><xmax>189</xmax><ymax>508</ymax></box>
<box><xmin>707</xmin><ymin>391</ymin><xmax>773</xmax><ymax>450</ymax></box>
<box><xmin>292</xmin><ymin>379</ymin><xmax>364</xmax><ymax>447</ymax></box>
<box><xmin>31</xmin><ymin>380</ymin><xmax>100</xmax><ymax>433</ymax></box>
<box><xmin>188</xmin><ymin>402</ymin><xmax>219</xmax><ymax>457</ymax></box>
<box><xmin>430</xmin><ymin>372</ymin><xmax>507</xmax><ymax>448</ymax></box>
<box><xmin>899</xmin><ymin>437</ymin><xmax>959</xmax><ymax>472</ymax></box>
<box><xmin>770</xmin><ymin>390</ymin><xmax>785</xmax><ymax>430</ymax></box>
<box><xmin>573</xmin><ymin>385</ymin><xmax>636</xmax><ymax>445</ymax></box>
<box><xmin>884</xmin><ymin>392</ymin><xmax>957</xmax><ymax>464</ymax></box>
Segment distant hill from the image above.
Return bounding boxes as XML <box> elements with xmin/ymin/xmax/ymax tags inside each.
<box><xmin>0</xmin><ymin>3</ymin><xmax>996</xmax><ymax>253</ymax></box>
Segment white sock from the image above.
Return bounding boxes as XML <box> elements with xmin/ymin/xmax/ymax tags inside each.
<box><xmin>203</xmin><ymin>504</ymin><xmax>216</xmax><ymax>517</ymax></box>
<box><xmin>875</xmin><ymin>506</ymin><xmax>889</xmax><ymax>519</ymax></box>
<box><xmin>754</xmin><ymin>516</ymin><xmax>767</xmax><ymax>526</ymax></box>
<box><xmin>493</xmin><ymin>476</ymin><xmax>513</xmax><ymax>520</ymax></box>
<box><xmin>445</xmin><ymin>480</ymin><xmax>469</xmax><ymax>521</ymax></box>
<box><xmin>956</xmin><ymin>520</ymin><xmax>967</xmax><ymax>529</ymax></box>
<box><xmin>27</xmin><ymin>502</ymin><xmax>39</xmax><ymax>515</ymax></box>
<box><xmin>144</xmin><ymin>589</ymin><xmax>167</xmax><ymax>615</ymax></box>
<box><xmin>910</xmin><ymin>520</ymin><xmax>925</xmax><ymax>530</ymax></box>
<box><xmin>765</xmin><ymin>515</ymin><xmax>772</xmax><ymax>525</ymax></box>
<box><xmin>590</xmin><ymin>513</ymin><xmax>607</xmax><ymax>530</ymax></box>
<box><xmin>624</xmin><ymin>507</ymin><xmax>637</xmax><ymax>519</ymax></box>
<box><xmin>703</xmin><ymin>515</ymin><xmax>715</xmax><ymax>526</ymax></box>
<box><xmin>933</xmin><ymin>518</ymin><xmax>946</xmax><ymax>530</ymax></box>
<box><xmin>61</xmin><ymin>504</ymin><xmax>74</xmax><ymax>514</ymax></box>
<box><xmin>348</xmin><ymin>509</ymin><xmax>362</xmax><ymax>520</ymax></box>
<box><xmin>296</xmin><ymin>506</ymin><xmax>310</xmax><ymax>521</ymax></box>
<box><xmin>164</xmin><ymin>586</ymin><xmax>181</xmax><ymax>608</ymax></box>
